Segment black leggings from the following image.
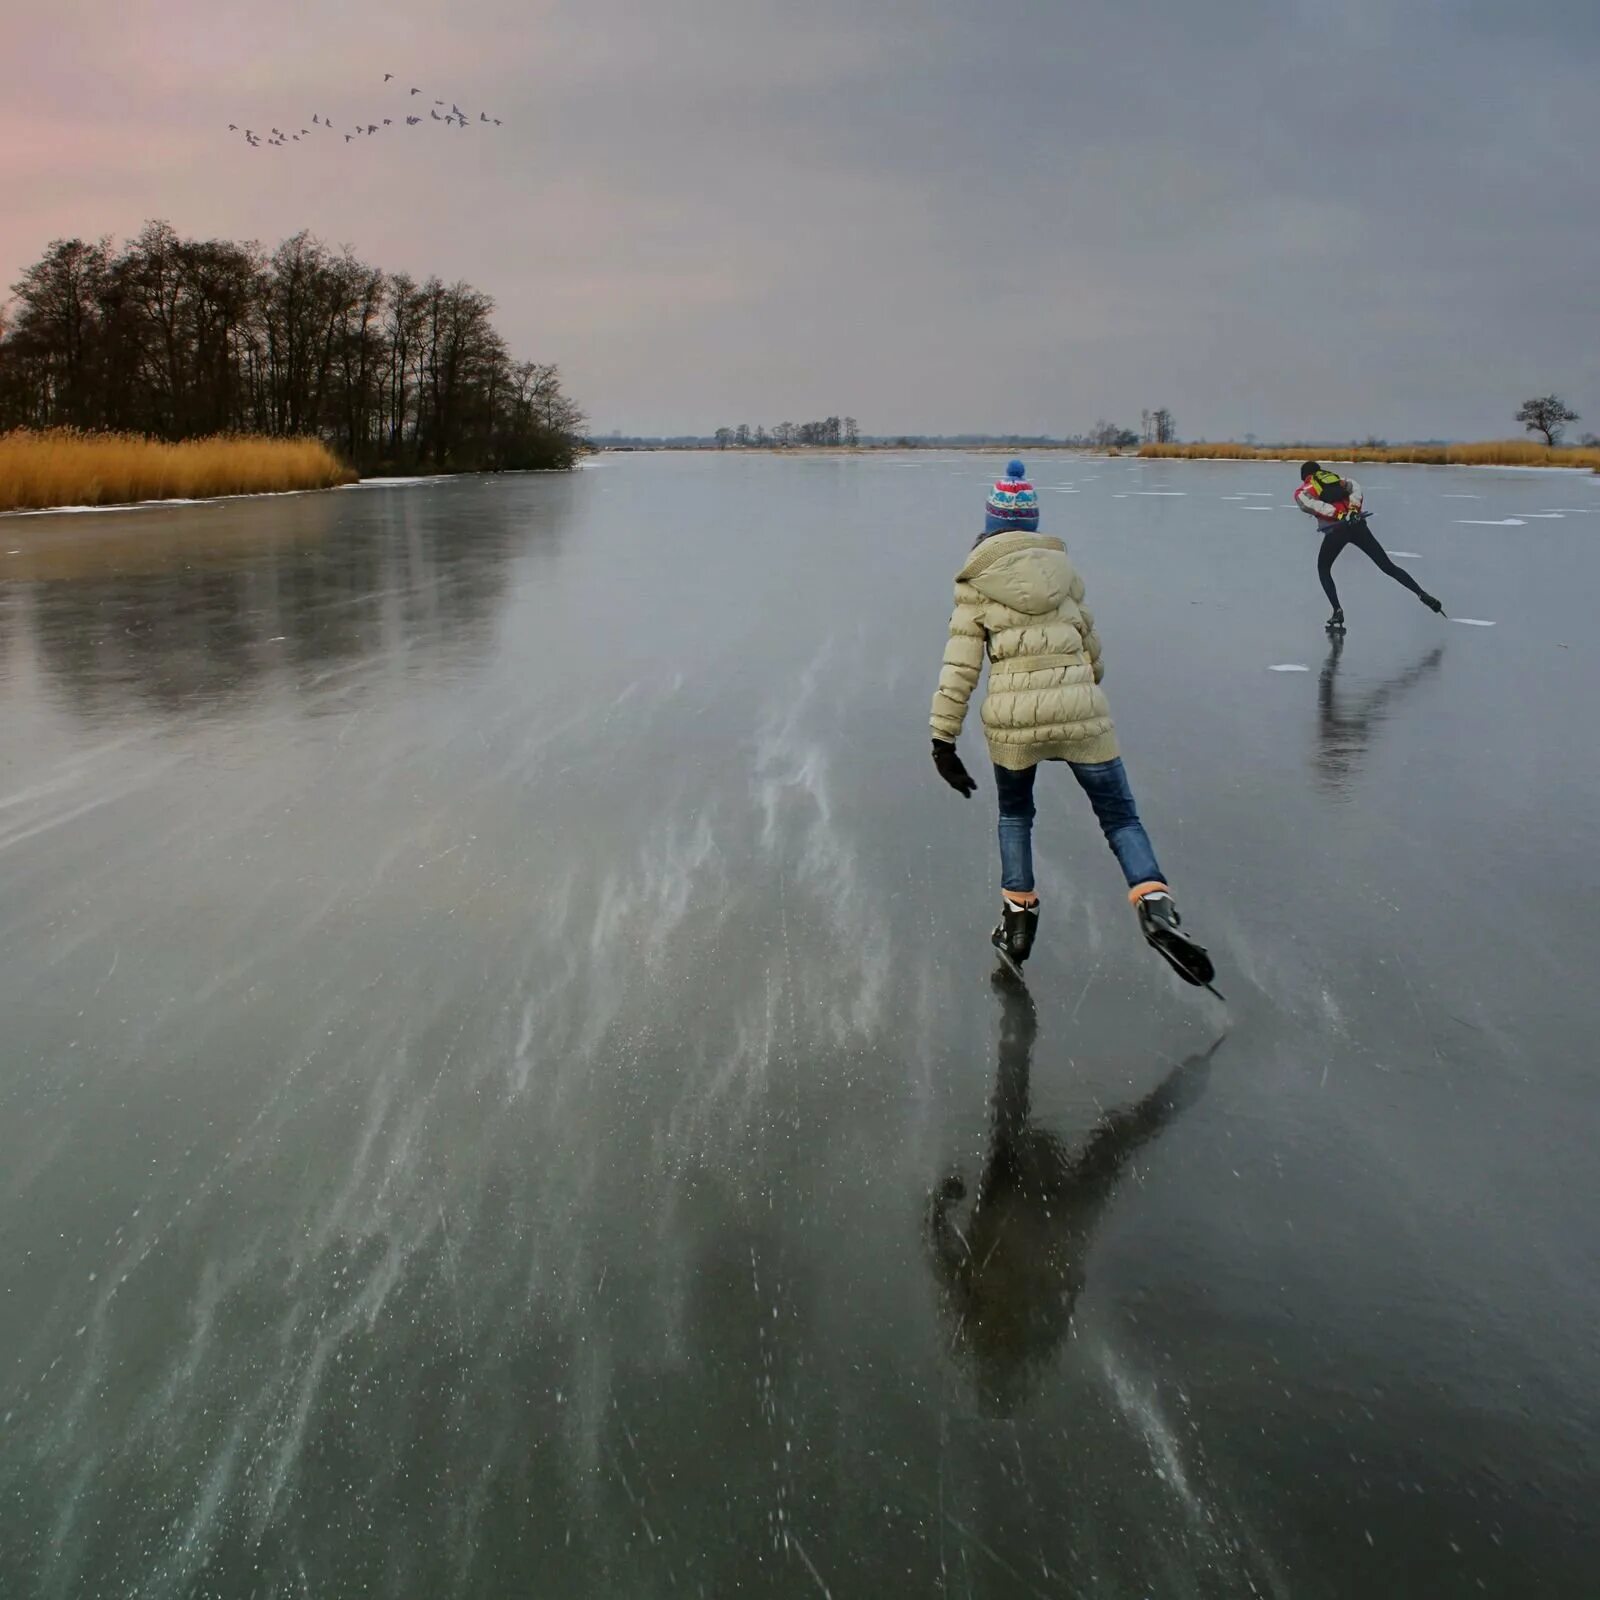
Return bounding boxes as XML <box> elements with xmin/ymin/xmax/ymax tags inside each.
<box><xmin>1317</xmin><ymin>517</ymin><xmax>1427</xmax><ymax>610</ymax></box>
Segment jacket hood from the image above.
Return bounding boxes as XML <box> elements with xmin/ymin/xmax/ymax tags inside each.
<box><xmin>958</xmin><ymin>532</ymin><xmax>1072</xmax><ymax>616</ymax></box>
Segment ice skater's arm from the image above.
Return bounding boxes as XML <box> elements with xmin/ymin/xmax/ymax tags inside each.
<box><xmin>1295</xmin><ymin>481</ymin><xmax>1341</xmax><ymax>518</ymax></box>
<box><xmin>930</xmin><ymin>595</ymin><xmax>985</xmax><ymax>741</ymax></box>
<box><xmin>1079</xmin><ymin>603</ymin><xmax>1105</xmax><ymax>684</ymax></box>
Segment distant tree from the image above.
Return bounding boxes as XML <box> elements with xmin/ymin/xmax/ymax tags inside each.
<box><xmin>1517</xmin><ymin>394</ymin><xmax>1579</xmax><ymax>447</ymax></box>
<box><xmin>714</xmin><ymin>427</ymin><xmax>733</xmax><ymax>449</ymax></box>
<box><xmin>734</xmin><ymin>422</ymin><xmax>750</xmax><ymax>447</ymax></box>
<box><xmin>843</xmin><ymin>416</ymin><xmax>859</xmax><ymax>447</ymax></box>
<box><xmin>1090</xmin><ymin>418</ymin><xmax>1139</xmax><ymax>450</ymax></box>
<box><xmin>1153</xmin><ymin>407</ymin><xmax>1176</xmax><ymax>444</ymax></box>
<box><xmin>774</xmin><ymin>421</ymin><xmax>795</xmax><ymax>447</ymax></box>
<box><xmin>1581</xmin><ymin>431</ymin><xmax>1599</xmax><ymax>448</ymax></box>
<box><xmin>754</xmin><ymin>424</ymin><xmax>768</xmax><ymax>446</ymax></box>
<box><xmin>0</xmin><ymin>222</ymin><xmax>581</xmax><ymax>471</ymax></box>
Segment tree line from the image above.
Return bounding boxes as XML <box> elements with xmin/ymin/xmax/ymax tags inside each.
<box><xmin>0</xmin><ymin>221</ymin><xmax>584</xmax><ymax>472</ymax></box>
<box><xmin>712</xmin><ymin>417</ymin><xmax>860</xmax><ymax>448</ymax></box>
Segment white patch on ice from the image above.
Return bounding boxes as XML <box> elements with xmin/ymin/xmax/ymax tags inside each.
<box><xmin>350</xmin><ymin>475</ymin><xmax>454</xmax><ymax>487</ymax></box>
<box><xmin>1269</xmin><ymin>663</ymin><xmax>1310</xmax><ymax>672</ymax></box>
<box><xmin>1385</xmin><ymin>550</ymin><xmax>1422</xmax><ymax>558</ymax></box>
<box><xmin>1242</xmin><ymin>506</ymin><xmax>1275</xmax><ymax>512</ymax></box>
<box><xmin>1132</xmin><ymin>490</ymin><xmax>1186</xmax><ymax>496</ymax></box>
<box><xmin>1238</xmin><ymin>491</ymin><xmax>1275</xmax><ymax>497</ymax></box>
<box><xmin>1451</xmin><ymin>618</ymin><xmax>1497</xmax><ymax>627</ymax></box>
<box><xmin>1442</xmin><ymin>494</ymin><xmax>1482</xmax><ymax>499</ymax></box>
<box><xmin>1457</xmin><ymin>518</ymin><xmax>1525</xmax><ymax>526</ymax></box>
<box><xmin>1518</xmin><ymin>512</ymin><xmax>1565</xmax><ymax>519</ymax></box>
<box><xmin>3</xmin><ymin>487</ymin><xmax>332</xmax><ymax>517</ymax></box>
<box><xmin>1111</xmin><ymin>493</ymin><xmax>1128</xmax><ymax>499</ymax></box>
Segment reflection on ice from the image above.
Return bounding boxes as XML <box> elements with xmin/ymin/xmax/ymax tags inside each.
<box><xmin>928</xmin><ymin>973</ymin><xmax>1220</xmax><ymax>1418</ymax></box>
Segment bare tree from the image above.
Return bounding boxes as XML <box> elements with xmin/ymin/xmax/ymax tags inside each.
<box><xmin>1517</xmin><ymin>394</ymin><xmax>1579</xmax><ymax>447</ymax></box>
<box><xmin>0</xmin><ymin>222</ymin><xmax>582</xmax><ymax>471</ymax></box>
<box><xmin>843</xmin><ymin>416</ymin><xmax>859</xmax><ymax>448</ymax></box>
<box><xmin>714</xmin><ymin>427</ymin><xmax>733</xmax><ymax>449</ymax></box>
<box><xmin>1090</xmin><ymin>419</ymin><xmax>1137</xmax><ymax>450</ymax></box>
<box><xmin>1153</xmin><ymin>408</ymin><xmax>1176</xmax><ymax>444</ymax></box>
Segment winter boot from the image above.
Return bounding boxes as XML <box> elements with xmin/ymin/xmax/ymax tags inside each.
<box><xmin>991</xmin><ymin>898</ymin><xmax>1039</xmax><ymax>972</ymax></box>
<box><xmin>1132</xmin><ymin>886</ymin><xmax>1217</xmax><ymax>990</ymax></box>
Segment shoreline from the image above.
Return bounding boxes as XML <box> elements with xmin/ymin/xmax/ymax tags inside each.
<box><xmin>0</xmin><ymin>467</ymin><xmax>578</xmax><ymax>521</ymax></box>
<box><xmin>1139</xmin><ymin>440</ymin><xmax>1600</xmax><ymax>472</ymax></box>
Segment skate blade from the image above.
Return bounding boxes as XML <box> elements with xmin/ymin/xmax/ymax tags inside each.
<box><xmin>992</xmin><ymin>943</ymin><xmax>1027</xmax><ymax>983</ymax></box>
<box><xmin>1148</xmin><ymin>931</ymin><xmax>1219</xmax><ymax>994</ymax></box>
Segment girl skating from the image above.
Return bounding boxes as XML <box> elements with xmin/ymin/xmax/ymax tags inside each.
<box><xmin>928</xmin><ymin>461</ymin><xmax>1216</xmax><ymax>991</ymax></box>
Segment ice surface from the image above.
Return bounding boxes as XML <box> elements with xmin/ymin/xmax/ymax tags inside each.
<box><xmin>1</xmin><ymin>454</ymin><xmax>1596</xmax><ymax>1596</ymax></box>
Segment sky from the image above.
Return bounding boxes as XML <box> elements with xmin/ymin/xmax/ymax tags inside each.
<box><xmin>3</xmin><ymin>0</ymin><xmax>1597</xmax><ymax>441</ymax></box>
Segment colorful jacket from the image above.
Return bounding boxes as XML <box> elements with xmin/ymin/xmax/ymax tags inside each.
<box><xmin>930</xmin><ymin>531</ymin><xmax>1118</xmax><ymax>771</ymax></box>
<box><xmin>1295</xmin><ymin>471</ymin><xmax>1364</xmax><ymax>527</ymax></box>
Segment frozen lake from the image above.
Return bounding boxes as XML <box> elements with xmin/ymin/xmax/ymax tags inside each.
<box><xmin>2</xmin><ymin>452</ymin><xmax>1598</xmax><ymax>1597</ymax></box>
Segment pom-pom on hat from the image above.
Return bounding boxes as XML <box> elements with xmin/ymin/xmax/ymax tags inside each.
<box><xmin>983</xmin><ymin>458</ymin><xmax>1040</xmax><ymax>536</ymax></box>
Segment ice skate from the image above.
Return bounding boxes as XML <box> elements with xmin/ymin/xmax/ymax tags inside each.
<box><xmin>990</xmin><ymin>898</ymin><xmax>1038</xmax><ymax>977</ymax></box>
<box><xmin>1135</xmin><ymin>890</ymin><xmax>1221</xmax><ymax>996</ymax></box>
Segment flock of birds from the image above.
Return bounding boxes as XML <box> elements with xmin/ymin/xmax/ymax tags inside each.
<box><xmin>230</xmin><ymin>74</ymin><xmax>502</xmax><ymax>148</ymax></box>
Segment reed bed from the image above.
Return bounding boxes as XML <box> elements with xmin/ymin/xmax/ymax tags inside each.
<box><xmin>1139</xmin><ymin>438</ymin><xmax>1600</xmax><ymax>471</ymax></box>
<box><xmin>0</xmin><ymin>429</ymin><xmax>357</xmax><ymax>512</ymax></box>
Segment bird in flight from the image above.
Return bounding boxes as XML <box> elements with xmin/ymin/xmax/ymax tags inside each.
<box><xmin>231</xmin><ymin>77</ymin><xmax>505</xmax><ymax>153</ymax></box>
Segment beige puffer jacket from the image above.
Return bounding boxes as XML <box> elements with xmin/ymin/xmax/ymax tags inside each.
<box><xmin>929</xmin><ymin>531</ymin><xmax>1118</xmax><ymax>771</ymax></box>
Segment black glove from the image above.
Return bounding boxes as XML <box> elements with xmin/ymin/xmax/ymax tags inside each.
<box><xmin>931</xmin><ymin>739</ymin><xmax>977</xmax><ymax>797</ymax></box>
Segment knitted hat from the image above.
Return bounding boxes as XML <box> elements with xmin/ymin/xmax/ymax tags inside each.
<box><xmin>983</xmin><ymin>459</ymin><xmax>1040</xmax><ymax>536</ymax></box>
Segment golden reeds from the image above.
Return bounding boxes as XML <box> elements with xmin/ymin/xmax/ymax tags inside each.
<box><xmin>1138</xmin><ymin>438</ymin><xmax>1600</xmax><ymax>471</ymax></box>
<box><xmin>0</xmin><ymin>429</ymin><xmax>357</xmax><ymax>513</ymax></box>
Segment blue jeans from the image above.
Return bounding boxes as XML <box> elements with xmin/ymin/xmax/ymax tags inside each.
<box><xmin>993</xmin><ymin>758</ymin><xmax>1164</xmax><ymax>895</ymax></box>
